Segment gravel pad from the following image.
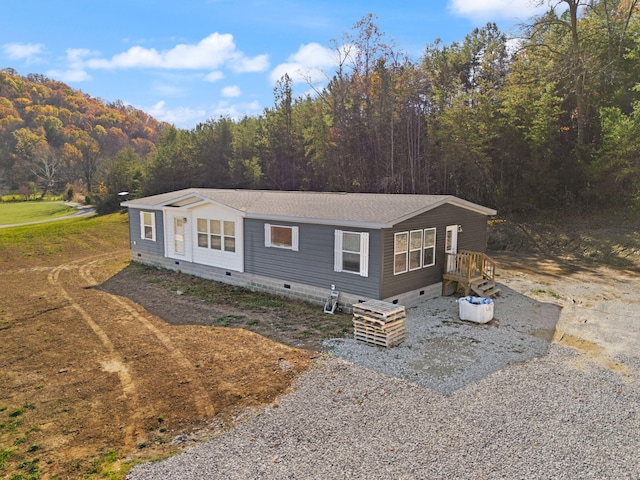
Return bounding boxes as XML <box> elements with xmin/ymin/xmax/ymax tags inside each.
<box><xmin>128</xmin><ymin>347</ymin><xmax>639</xmax><ymax>480</ymax></box>
<box><xmin>325</xmin><ymin>288</ymin><xmax>560</xmax><ymax>395</ymax></box>
<box><xmin>128</xmin><ymin>287</ymin><xmax>639</xmax><ymax>479</ymax></box>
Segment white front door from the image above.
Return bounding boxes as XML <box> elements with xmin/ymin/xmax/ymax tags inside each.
<box><xmin>166</xmin><ymin>212</ymin><xmax>192</xmax><ymax>262</ymax></box>
<box><xmin>445</xmin><ymin>225</ymin><xmax>458</xmax><ymax>271</ymax></box>
<box><xmin>174</xmin><ymin>217</ymin><xmax>185</xmax><ymax>255</ymax></box>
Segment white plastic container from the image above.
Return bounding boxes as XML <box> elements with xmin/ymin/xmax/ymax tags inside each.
<box><xmin>457</xmin><ymin>296</ymin><xmax>494</xmax><ymax>323</ymax></box>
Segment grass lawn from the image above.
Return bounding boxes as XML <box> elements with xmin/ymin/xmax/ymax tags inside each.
<box><xmin>0</xmin><ymin>202</ymin><xmax>77</xmax><ymax>226</ymax></box>
<box><xmin>0</xmin><ymin>212</ymin><xmax>129</xmax><ymax>268</ymax></box>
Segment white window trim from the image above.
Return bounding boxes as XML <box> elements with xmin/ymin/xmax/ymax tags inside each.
<box><xmin>423</xmin><ymin>227</ymin><xmax>436</xmax><ymax>267</ymax></box>
<box><xmin>334</xmin><ymin>230</ymin><xmax>369</xmax><ymax>277</ymax></box>
<box><xmin>394</xmin><ymin>231</ymin><xmax>408</xmax><ymax>275</ymax></box>
<box><xmin>409</xmin><ymin>229</ymin><xmax>423</xmax><ymax>271</ymax></box>
<box><xmin>222</xmin><ymin>220</ymin><xmax>236</xmax><ymax>253</ymax></box>
<box><xmin>140</xmin><ymin>211</ymin><xmax>156</xmax><ymax>241</ymax></box>
<box><xmin>445</xmin><ymin>224</ymin><xmax>458</xmax><ymax>255</ymax></box>
<box><xmin>196</xmin><ymin>218</ymin><xmax>210</xmax><ymax>249</ymax></box>
<box><xmin>265</xmin><ymin>223</ymin><xmax>299</xmax><ymax>251</ymax></box>
<box><xmin>195</xmin><ymin>218</ymin><xmax>236</xmax><ymax>253</ymax></box>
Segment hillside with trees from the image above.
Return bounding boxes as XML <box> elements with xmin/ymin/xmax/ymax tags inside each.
<box><xmin>0</xmin><ymin>68</ymin><xmax>167</xmax><ymax>204</ymax></box>
<box><xmin>2</xmin><ymin>0</ymin><xmax>639</xmax><ymax>215</ymax></box>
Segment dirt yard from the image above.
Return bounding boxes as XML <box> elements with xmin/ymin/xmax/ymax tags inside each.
<box><xmin>0</xmin><ymin>215</ymin><xmax>321</xmax><ymax>479</ymax></box>
<box><xmin>0</xmin><ymin>211</ymin><xmax>638</xmax><ymax>479</ymax></box>
<box><xmin>489</xmin><ymin>211</ymin><xmax>640</xmax><ymax>368</ymax></box>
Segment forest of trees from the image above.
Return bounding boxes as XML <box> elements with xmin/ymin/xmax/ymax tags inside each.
<box><xmin>2</xmin><ymin>0</ymin><xmax>639</xmax><ymax>214</ymax></box>
<box><xmin>0</xmin><ymin>68</ymin><xmax>167</xmax><ymax>202</ymax></box>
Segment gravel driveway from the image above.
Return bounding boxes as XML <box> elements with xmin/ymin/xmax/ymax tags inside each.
<box><xmin>128</xmin><ymin>267</ymin><xmax>640</xmax><ymax>479</ymax></box>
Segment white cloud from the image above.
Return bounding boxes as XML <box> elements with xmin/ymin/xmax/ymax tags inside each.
<box><xmin>221</xmin><ymin>85</ymin><xmax>241</xmax><ymax>97</ymax></box>
<box><xmin>46</xmin><ymin>69</ymin><xmax>91</xmax><ymax>82</ymax></box>
<box><xmin>270</xmin><ymin>42</ymin><xmax>339</xmax><ymax>84</ymax></box>
<box><xmin>82</xmin><ymin>33</ymin><xmax>268</xmax><ymax>73</ymax></box>
<box><xmin>3</xmin><ymin>42</ymin><xmax>44</xmax><ymax>62</ymax></box>
<box><xmin>448</xmin><ymin>0</ymin><xmax>548</xmax><ymax>21</ymax></box>
<box><xmin>146</xmin><ymin>100</ymin><xmax>208</xmax><ymax>127</ymax></box>
<box><xmin>204</xmin><ymin>71</ymin><xmax>224</xmax><ymax>82</ymax></box>
<box><xmin>229</xmin><ymin>54</ymin><xmax>270</xmax><ymax>73</ymax></box>
<box><xmin>66</xmin><ymin>48</ymin><xmax>97</xmax><ymax>66</ymax></box>
<box><xmin>270</xmin><ymin>62</ymin><xmax>310</xmax><ymax>84</ymax></box>
<box><xmin>291</xmin><ymin>43</ymin><xmax>339</xmax><ymax>68</ymax></box>
<box><xmin>210</xmin><ymin>99</ymin><xmax>262</xmax><ymax>120</ymax></box>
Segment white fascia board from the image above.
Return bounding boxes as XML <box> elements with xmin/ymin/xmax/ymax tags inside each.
<box><xmin>157</xmin><ymin>192</ymin><xmax>208</xmax><ymax>207</ymax></box>
<box><xmin>164</xmin><ymin>198</ymin><xmax>210</xmax><ymax>209</ymax></box>
<box><xmin>120</xmin><ymin>201</ymin><xmax>164</xmax><ymax>210</ymax></box>
<box><xmin>122</xmin><ymin>196</ymin><xmax>234</xmax><ymax>214</ymax></box>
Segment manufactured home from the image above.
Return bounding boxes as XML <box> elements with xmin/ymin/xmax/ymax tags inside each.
<box><xmin>122</xmin><ymin>189</ymin><xmax>497</xmax><ymax>310</ymax></box>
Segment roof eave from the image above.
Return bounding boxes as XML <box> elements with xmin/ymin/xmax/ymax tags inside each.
<box><xmin>246</xmin><ymin>213</ymin><xmax>388</xmax><ymax>229</ymax></box>
<box><xmin>389</xmin><ymin>196</ymin><xmax>496</xmax><ymax>225</ymax></box>
<box><xmin>120</xmin><ymin>201</ymin><xmax>164</xmax><ymax>210</ymax></box>
<box><xmin>122</xmin><ymin>191</ymin><xmax>247</xmax><ymax>216</ymax></box>
<box><xmin>447</xmin><ymin>197</ymin><xmax>497</xmax><ymax>216</ymax></box>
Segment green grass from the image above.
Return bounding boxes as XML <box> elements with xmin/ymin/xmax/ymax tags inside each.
<box><xmin>127</xmin><ymin>263</ymin><xmax>354</xmax><ymax>349</ymax></box>
<box><xmin>0</xmin><ymin>213</ymin><xmax>129</xmax><ymax>265</ymax></box>
<box><xmin>0</xmin><ymin>448</ymin><xmax>15</xmax><ymax>468</ymax></box>
<box><xmin>0</xmin><ymin>202</ymin><xmax>77</xmax><ymax>226</ymax></box>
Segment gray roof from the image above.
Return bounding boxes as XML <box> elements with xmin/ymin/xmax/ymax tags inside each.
<box><xmin>122</xmin><ymin>188</ymin><xmax>497</xmax><ymax>228</ymax></box>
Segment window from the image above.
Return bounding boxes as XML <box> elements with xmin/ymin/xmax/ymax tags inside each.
<box><xmin>265</xmin><ymin>224</ymin><xmax>299</xmax><ymax>251</ymax></box>
<box><xmin>334</xmin><ymin>230</ymin><xmax>369</xmax><ymax>277</ymax></box>
<box><xmin>423</xmin><ymin>228</ymin><xmax>436</xmax><ymax>267</ymax></box>
<box><xmin>197</xmin><ymin>219</ymin><xmax>208</xmax><ymax>248</ymax></box>
<box><xmin>394</xmin><ymin>232</ymin><xmax>408</xmax><ymax>275</ymax></box>
<box><xmin>409</xmin><ymin>230</ymin><xmax>423</xmax><ymax>271</ymax></box>
<box><xmin>224</xmin><ymin>221</ymin><xmax>236</xmax><ymax>252</ymax></box>
<box><xmin>394</xmin><ymin>227</ymin><xmax>437</xmax><ymax>274</ymax></box>
<box><xmin>210</xmin><ymin>220</ymin><xmax>222</xmax><ymax>250</ymax></box>
<box><xmin>196</xmin><ymin>218</ymin><xmax>235</xmax><ymax>252</ymax></box>
<box><xmin>140</xmin><ymin>211</ymin><xmax>155</xmax><ymax>241</ymax></box>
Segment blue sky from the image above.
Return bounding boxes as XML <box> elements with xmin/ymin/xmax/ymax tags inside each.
<box><xmin>1</xmin><ymin>0</ymin><xmax>548</xmax><ymax>129</ymax></box>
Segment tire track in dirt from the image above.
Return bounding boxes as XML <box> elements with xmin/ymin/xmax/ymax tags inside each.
<box><xmin>79</xmin><ymin>259</ymin><xmax>215</xmax><ymax>418</ymax></box>
<box><xmin>48</xmin><ymin>253</ymin><xmax>142</xmax><ymax>448</ymax></box>
<box><xmin>0</xmin><ymin>266</ymin><xmax>55</xmax><ymax>275</ymax></box>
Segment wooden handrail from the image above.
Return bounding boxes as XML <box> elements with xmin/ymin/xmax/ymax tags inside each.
<box><xmin>445</xmin><ymin>250</ymin><xmax>495</xmax><ymax>282</ymax></box>
<box><xmin>481</xmin><ymin>253</ymin><xmax>496</xmax><ymax>282</ymax></box>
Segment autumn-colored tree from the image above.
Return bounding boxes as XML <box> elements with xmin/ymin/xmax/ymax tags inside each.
<box><xmin>0</xmin><ymin>70</ymin><xmax>167</xmax><ymax>195</ymax></box>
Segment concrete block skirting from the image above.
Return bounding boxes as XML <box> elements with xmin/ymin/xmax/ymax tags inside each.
<box><xmin>131</xmin><ymin>252</ymin><xmax>442</xmax><ymax>313</ymax></box>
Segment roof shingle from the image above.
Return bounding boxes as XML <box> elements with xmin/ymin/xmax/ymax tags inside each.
<box><xmin>122</xmin><ymin>189</ymin><xmax>496</xmax><ymax>228</ymax></box>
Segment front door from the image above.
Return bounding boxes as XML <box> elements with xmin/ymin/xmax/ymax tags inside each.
<box><xmin>164</xmin><ymin>210</ymin><xmax>193</xmax><ymax>262</ymax></box>
<box><xmin>174</xmin><ymin>217</ymin><xmax>185</xmax><ymax>255</ymax></box>
<box><xmin>445</xmin><ymin>225</ymin><xmax>458</xmax><ymax>271</ymax></box>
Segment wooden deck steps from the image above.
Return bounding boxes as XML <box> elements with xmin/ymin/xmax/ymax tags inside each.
<box><xmin>471</xmin><ymin>279</ymin><xmax>501</xmax><ymax>298</ymax></box>
<box><xmin>443</xmin><ymin>250</ymin><xmax>500</xmax><ymax>299</ymax></box>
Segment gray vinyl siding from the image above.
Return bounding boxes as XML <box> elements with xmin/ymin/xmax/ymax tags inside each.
<box><xmin>381</xmin><ymin>204</ymin><xmax>489</xmax><ymax>298</ymax></box>
<box><xmin>128</xmin><ymin>208</ymin><xmax>165</xmax><ymax>257</ymax></box>
<box><xmin>244</xmin><ymin>219</ymin><xmax>381</xmax><ymax>299</ymax></box>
